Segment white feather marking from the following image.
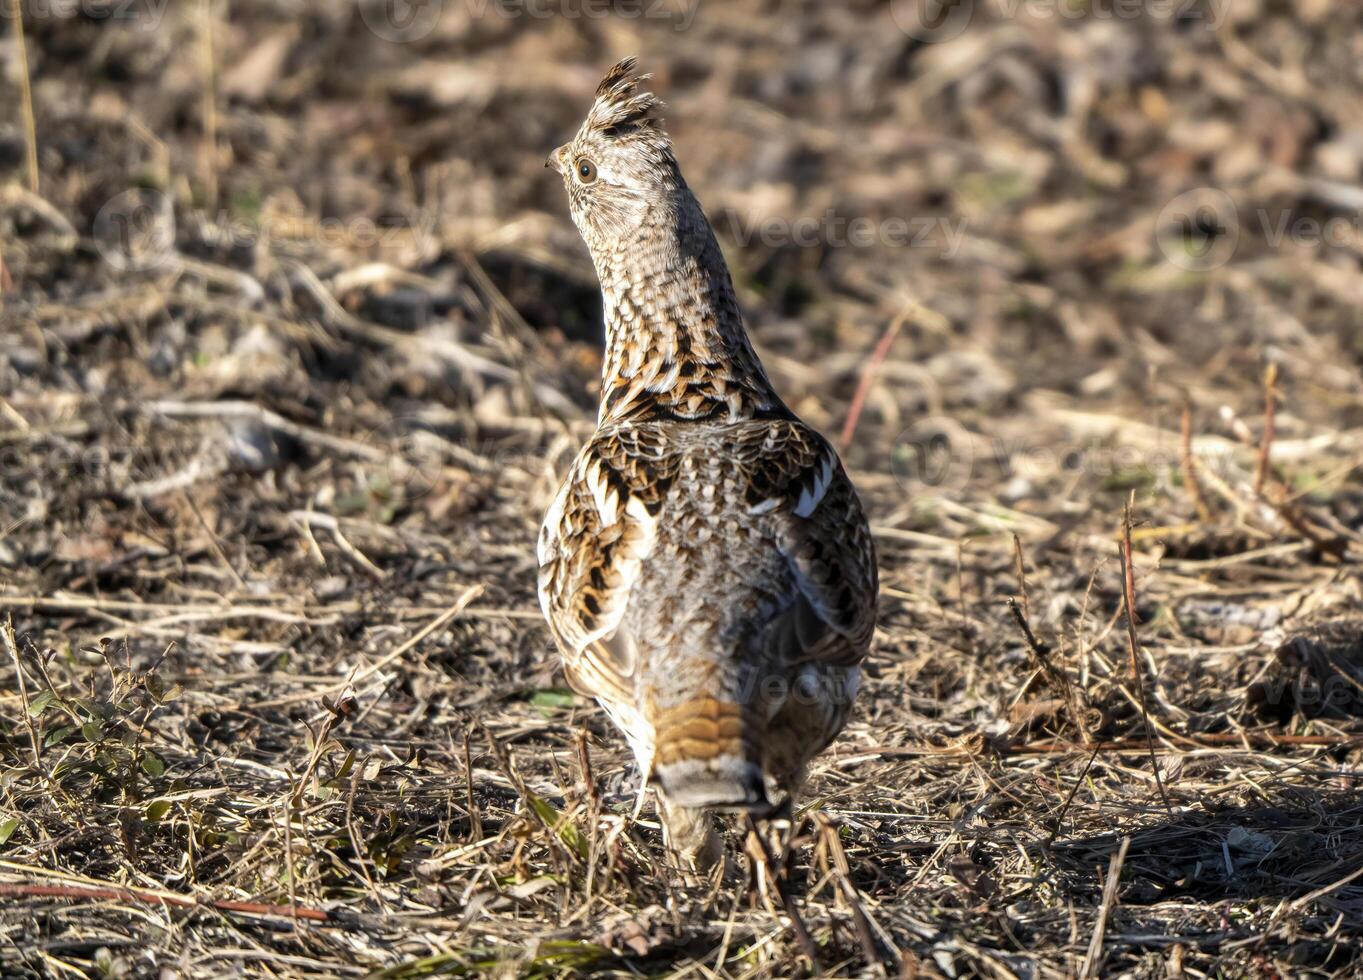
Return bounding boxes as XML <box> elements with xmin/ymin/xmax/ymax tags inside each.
<box><xmin>588</xmin><ymin>460</ymin><xmax>619</xmax><ymax>527</ymax></box>
<box><xmin>747</xmin><ymin>496</ymin><xmax>781</xmax><ymax>515</ymax></box>
<box><xmin>577</xmin><ymin>620</ymin><xmax>618</xmax><ymax>649</ymax></box>
<box><xmin>794</xmin><ymin>453</ymin><xmax>835</xmax><ymax>518</ymax></box>
<box><xmin>727</xmin><ymin>394</ymin><xmax>744</xmax><ymax>422</ymax></box>
<box><xmin>536</xmin><ymin>480</ymin><xmax>572</xmax><ymax>566</ymax></box>
<box><xmin>536</xmin><ymin>572</ymin><xmax>554</xmax><ymax>623</ymax></box>
<box><xmin>843</xmin><ymin>666</ymin><xmax>862</xmax><ymax>703</ymax></box>
<box><xmin>596</xmin><ymin>686</ymin><xmax>654</xmax><ymax>812</ymax></box>
<box><xmin>647</xmin><ymin>360</ymin><xmax>682</xmax><ymax>393</ymax></box>
<box><xmin>626</xmin><ymin>341</ymin><xmax>646</xmax><ymax>376</ymax></box>
<box><xmin>574</xmin><ymin>496</ymin><xmax>657</xmax><ymax>649</ymax></box>
<box><xmin>624</xmin><ymin>493</ymin><xmax>657</xmax><ymax>532</ymax></box>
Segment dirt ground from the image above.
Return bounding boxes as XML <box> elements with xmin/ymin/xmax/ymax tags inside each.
<box><xmin>2</xmin><ymin>1</ymin><xmax>1363</xmax><ymax>977</ymax></box>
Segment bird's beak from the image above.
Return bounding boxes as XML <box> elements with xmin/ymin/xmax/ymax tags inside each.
<box><xmin>545</xmin><ymin>145</ymin><xmax>569</xmax><ymax>175</ymax></box>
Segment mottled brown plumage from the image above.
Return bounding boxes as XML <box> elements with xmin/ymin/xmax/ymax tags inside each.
<box><xmin>539</xmin><ymin>58</ymin><xmax>877</xmax><ymax>868</ymax></box>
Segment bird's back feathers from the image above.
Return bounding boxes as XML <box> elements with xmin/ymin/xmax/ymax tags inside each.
<box><xmin>539</xmin><ymin>59</ymin><xmax>877</xmax><ymax>829</ymax></box>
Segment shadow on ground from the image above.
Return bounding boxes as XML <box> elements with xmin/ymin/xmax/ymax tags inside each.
<box><xmin>1047</xmin><ymin>786</ymin><xmax>1363</xmax><ymax>909</ymax></box>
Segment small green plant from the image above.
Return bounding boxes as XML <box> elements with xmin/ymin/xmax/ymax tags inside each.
<box><xmin>1</xmin><ymin>626</ymin><xmax>180</xmax><ymax>845</ymax></box>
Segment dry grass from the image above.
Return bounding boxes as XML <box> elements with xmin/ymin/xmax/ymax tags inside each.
<box><xmin>2</xmin><ymin>1</ymin><xmax>1363</xmax><ymax>976</ymax></box>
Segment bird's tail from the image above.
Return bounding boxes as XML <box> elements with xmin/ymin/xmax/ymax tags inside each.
<box><xmin>648</xmin><ymin>695</ymin><xmax>772</xmax><ymax>812</ymax></box>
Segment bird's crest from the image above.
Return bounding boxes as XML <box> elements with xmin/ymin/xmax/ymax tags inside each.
<box><xmin>584</xmin><ymin>57</ymin><xmax>666</xmax><ymax>140</ymax></box>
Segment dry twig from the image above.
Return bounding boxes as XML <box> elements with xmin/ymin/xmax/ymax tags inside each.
<box><xmin>1120</xmin><ymin>499</ymin><xmax>1174</xmax><ymax>817</ymax></box>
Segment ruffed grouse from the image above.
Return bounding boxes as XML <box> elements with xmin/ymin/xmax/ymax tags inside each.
<box><xmin>538</xmin><ymin>58</ymin><xmax>877</xmax><ymax>868</ymax></box>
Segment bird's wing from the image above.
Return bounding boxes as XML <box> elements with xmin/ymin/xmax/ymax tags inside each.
<box><xmin>537</xmin><ymin>427</ymin><xmax>672</xmax><ymax>704</ymax></box>
<box><xmin>539</xmin><ymin>420</ymin><xmax>875</xmax><ymax>699</ymax></box>
<box><xmin>739</xmin><ymin>421</ymin><xmax>878</xmax><ymax>669</ymax></box>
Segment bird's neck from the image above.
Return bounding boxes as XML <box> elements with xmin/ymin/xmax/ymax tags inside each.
<box><xmin>592</xmin><ymin>198</ymin><xmax>784</xmax><ymax>426</ymax></box>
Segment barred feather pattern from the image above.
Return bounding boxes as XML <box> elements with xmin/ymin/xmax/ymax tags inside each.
<box><xmin>539</xmin><ymin>59</ymin><xmax>877</xmax><ymax>866</ymax></box>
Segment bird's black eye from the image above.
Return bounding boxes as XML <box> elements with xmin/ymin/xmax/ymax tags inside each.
<box><xmin>576</xmin><ymin>159</ymin><xmax>597</xmax><ymax>184</ymax></box>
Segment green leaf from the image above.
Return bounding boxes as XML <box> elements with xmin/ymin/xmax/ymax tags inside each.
<box><xmin>527</xmin><ymin>794</ymin><xmax>589</xmax><ymax>861</ymax></box>
<box><xmin>0</xmin><ymin>817</ymin><xmax>19</xmax><ymax>846</ymax></box>
<box><xmin>141</xmin><ymin>752</ymin><xmax>165</xmax><ymax>778</ymax></box>
<box><xmin>145</xmin><ymin>676</ymin><xmax>182</xmax><ymax>705</ymax></box>
<box><xmin>44</xmin><ymin>725</ymin><xmax>76</xmax><ymax>747</ymax></box>
<box><xmin>27</xmin><ymin>691</ymin><xmax>55</xmax><ymax>717</ymax></box>
<box><xmin>528</xmin><ymin>688</ymin><xmax>577</xmax><ymax>709</ymax></box>
<box><xmin>1101</xmin><ymin>465</ymin><xmax>1155</xmax><ymax>493</ymax></box>
<box><xmin>81</xmin><ymin>721</ymin><xmax>104</xmax><ymax>743</ymax></box>
<box><xmin>334</xmin><ymin>492</ymin><xmax>371</xmax><ymax>516</ymax></box>
<box><xmin>365</xmin><ymin>949</ymin><xmax>500</xmax><ymax>979</ymax></box>
<box><xmin>145</xmin><ymin>800</ymin><xmax>171</xmax><ymax>822</ymax></box>
<box><xmin>526</xmin><ymin>940</ymin><xmax>611</xmax><ymax>975</ymax></box>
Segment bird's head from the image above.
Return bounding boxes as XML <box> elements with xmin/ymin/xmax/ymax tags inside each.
<box><xmin>547</xmin><ymin>57</ymin><xmax>682</xmax><ymax>252</ymax></box>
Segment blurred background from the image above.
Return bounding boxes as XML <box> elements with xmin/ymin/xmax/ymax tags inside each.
<box><xmin>4</xmin><ymin>1</ymin><xmax>1363</xmax><ymax>464</ymax></box>
<box><xmin>2</xmin><ymin>1</ymin><xmax>1363</xmax><ymax>977</ymax></box>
